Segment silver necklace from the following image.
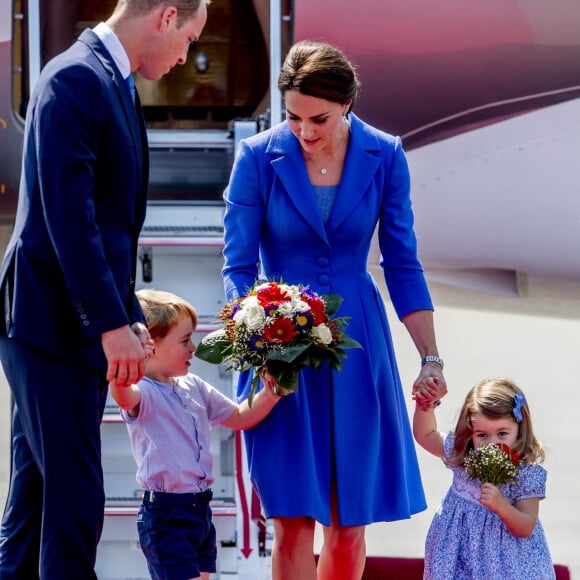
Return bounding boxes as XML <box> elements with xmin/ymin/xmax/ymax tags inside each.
<box><xmin>308</xmin><ymin>136</ymin><xmax>345</xmax><ymax>175</ymax></box>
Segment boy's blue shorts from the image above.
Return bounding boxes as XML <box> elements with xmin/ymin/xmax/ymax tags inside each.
<box><xmin>137</xmin><ymin>491</ymin><xmax>217</xmax><ymax>580</ymax></box>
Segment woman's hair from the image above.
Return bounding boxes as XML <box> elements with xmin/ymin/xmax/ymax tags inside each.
<box><xmin>278</xmin><ymin>40</ymin><xmax>360</xmax><ymax>112</ymax></box>
<box><xmin>136</xmin><ymin>288</ymin><xmax>198</xmax><ymax>340</ymax></box>
<box><xmin>448</xmin><ymin>378</ymin><xmax>545</xmax><ymax>467</ymax></box>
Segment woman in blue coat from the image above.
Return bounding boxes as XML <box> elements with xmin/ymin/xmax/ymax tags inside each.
<box><xmin>222</xmin><ymin>40</ymin><xmax>447</xmax><ymax>579</ymax></box>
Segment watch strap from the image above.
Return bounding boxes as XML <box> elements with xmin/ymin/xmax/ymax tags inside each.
<box><xmin>421</xmin><ymin>355</ymin><xmax>444</xmax><ymax>368</ymax></box>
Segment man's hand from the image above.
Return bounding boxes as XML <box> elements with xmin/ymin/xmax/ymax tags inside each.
<box><xmin>102</xmin><ymin>324</ymin><xmax>148</xmax><ymax>386</ymax></box>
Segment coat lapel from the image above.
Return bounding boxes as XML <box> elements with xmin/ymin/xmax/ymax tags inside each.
<box><xmin>326</xmin><ymin>114</ymin><xmax>383</xmax><ymax>233</ymax></box>
<box><xmin>263</xmin><ymin>116</ymin><xmax>384</xmax><ymax>244</ymax></box>
<box><xmin>266</xmin><ymin>127</ymin><xmax>329</xmax><ymax>245</ymax></box>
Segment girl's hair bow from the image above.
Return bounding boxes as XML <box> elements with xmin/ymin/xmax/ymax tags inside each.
<box><xmin>512</xmin><ymin>393</ymin><xmax>526</xmax><ymax>422</ymax></box>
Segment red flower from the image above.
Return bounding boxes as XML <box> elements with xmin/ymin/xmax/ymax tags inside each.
<box><xmin>497</xmin><ymin>443</ymin><xmax>521</xmax><ymax>466</ymax></box>
<box><xmin>306</xmin><ymin>296</ymin><xmax>326</xmax><ymax>325</ymax></box>
<box><xmin>257</xmin><ymin>283</ymin><xmax>290</xmax><ymax>307</ymax></box>
<box><xmin>263</xmin><ymin>318</ymin><xmax>297</xmax><ymax>344</ymax></box>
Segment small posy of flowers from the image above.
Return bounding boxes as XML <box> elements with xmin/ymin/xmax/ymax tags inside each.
<box><xmin>195</xmin><ymin>280</ymin><xmax>361</xmax><ymax>405</ymax></box>
<box><xmin>464</xmin><ymin>443</ymin><xmax>521</xmax><ymax>486</ymax></box>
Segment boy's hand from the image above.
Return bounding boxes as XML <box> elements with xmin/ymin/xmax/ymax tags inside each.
<box><xmin>131</xmin><ymin>322</ymin><xmax>155</xmax><ymax>359</ymax></box>
<box><xmin>260</xmin><ymin>369</ymin><xmax>292</xmax><ymax>398</ymax></box>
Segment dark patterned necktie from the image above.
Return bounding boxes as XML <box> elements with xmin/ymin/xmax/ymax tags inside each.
<box><xmin>125</xmin><ymin>74</ymin><xmax>135</xmax><ymax>103</ymax></box>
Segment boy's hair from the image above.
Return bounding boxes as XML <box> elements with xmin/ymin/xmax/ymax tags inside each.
<box><xmin>136</xmin><ymin>288</ymin><xmax>198</xmax><ymax>340</ymax></box>
<box><xmin>449</xmin><ymin>377</ymin><xmax>545</xmax><ymax>467</ymax></box>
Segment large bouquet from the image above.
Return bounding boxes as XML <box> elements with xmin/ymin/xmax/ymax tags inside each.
<box><xmin>195</xmin><ymin>280</ymin><xmax>361</xmax><ymax>405</ymax></box>
<box><xmin>464</xmin><ymin>443</ymin><xmax>520</xmax><ymax>486</ymax></box>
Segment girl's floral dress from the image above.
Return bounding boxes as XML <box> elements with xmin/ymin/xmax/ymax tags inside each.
<box><xmin>423</xmin><ymin>432</ymin><xmax>555</xmax><ymax>579</ymax></box>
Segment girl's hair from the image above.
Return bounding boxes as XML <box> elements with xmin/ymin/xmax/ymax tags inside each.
<box><xmin>136</xmin><ymin>288</ymin><xmax>198</xmax><ymax>340</ymax></box>
<box><xmin>448</xmin><ymin>378</ymin><xmax>545</xmax><ymax>467</ymax></box>
<box><xmin>277</xmin><ymin>40</ymin><xmax>360</xmax><ymax>112</ymax></box>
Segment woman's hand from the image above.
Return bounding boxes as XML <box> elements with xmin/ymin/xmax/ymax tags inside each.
<box><xmin>412</xmin><ymin>364</ymin><xmax>447</xmax><ymax>411</ymax></box>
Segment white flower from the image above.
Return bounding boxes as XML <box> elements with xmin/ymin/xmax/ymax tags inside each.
<box><xmin>277</xmin><ymin>301</ymin><xmax>296</xmax><ymax>317</ymax></box>
<box><xmin>255</xmin><ymin>282</ymin><xmax>273</xmax><ymax>292</ymax></box>
<box><xmin>234</xmin><ymin>296</ymin><xmax>265</xmax><ymax>332</ymax></box>
<box><xmin>312</xmin><ymin>323</ymin><xmax>333</xmax><ymax>345</ymax></box>
<box><xmin>292</xmin><ymin>299</ymin><xmax>310</xmax><ymax>313</ymax></box>
<box><xmin>284</xmin><ymin>284</ymin><xmax>300</xmax><ymax>299</ymax></box>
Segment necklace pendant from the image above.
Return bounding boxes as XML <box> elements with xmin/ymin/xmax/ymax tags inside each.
<box><xmin>320</xmin><ymin>168</ymin><xmax>328</xmax><ymax>175</ymax></box>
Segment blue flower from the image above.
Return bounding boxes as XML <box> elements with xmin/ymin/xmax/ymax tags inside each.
<box><xmin>294</xmin><ymin>311</ymin><xmax>313</xmax><ymax>331</ymax></box>
<box><xmin>249</xmin><ymin>334</ymin><xmax>267</xmax><ymax>352</ymax></box>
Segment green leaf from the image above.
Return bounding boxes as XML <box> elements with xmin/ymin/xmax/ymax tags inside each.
<box><xmin>247</xmin><ymin>370</ymin><xmax>263</xmax><ymax>408</ymax></box>
<box><xmin>339</xmin><ymin>336</ymin><xmax>363</xmax><ymax>350</ymax></box>
<box><xmin>267</xmin><ymin>360</ymin><xmax>299</xmax><ymax>391</ymax></box>
<box><xmin>320</xmin><ymin>293</ymin><xmax>343</xmax><ymax>317</ymax></box>
<box><xmin>194</xmin><ymin>329</ymin><xmax>231</xmax><ymax>364</ymax></box>
<box><xmin>265</xmin><ymin>342</ymin><xmax>310</xmax><ymax>363</ymax></box>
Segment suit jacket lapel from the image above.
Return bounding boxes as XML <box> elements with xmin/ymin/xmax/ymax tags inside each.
<box><xmin>78</xmin><ymin>30</ymin><xmax>142</xmax><ymax>161</ymax></box>
<box><xmin>77</xmin><ymin>29</ymin><xmax>147</xmax><ymax>231</ymax></box>
<box><xmin>133</xmin><ymin>91</ymin><xmax>149</xmax><ymax>228</ymax></box>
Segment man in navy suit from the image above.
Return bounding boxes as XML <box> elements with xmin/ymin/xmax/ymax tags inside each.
<box><xmin>0</xmin><ymin>1</ymin><xmax>208</xmax><ymax>578</ymax></box>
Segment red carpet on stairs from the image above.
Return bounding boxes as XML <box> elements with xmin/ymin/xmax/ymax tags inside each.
<box><xmin>358</xmin><ymin>557</ymin><xmax>571</xmax><ymax>579</ymax></box>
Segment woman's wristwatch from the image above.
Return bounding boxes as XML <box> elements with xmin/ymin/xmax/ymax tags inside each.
<box><xmin>421</xmin><ymin>355</ymin><xmax>444</xmax><ymax>369</ymax></box>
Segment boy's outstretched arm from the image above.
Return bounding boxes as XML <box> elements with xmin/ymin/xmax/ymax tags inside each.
<box><xmin>221</xmin><ymin>370</ymin><xmax>284</xmax><ymax>430</ymax></box>
<box><xmin>109</xmin><ymin>380</ymin><xmax>142</xmax><ymax>417</ymax></box>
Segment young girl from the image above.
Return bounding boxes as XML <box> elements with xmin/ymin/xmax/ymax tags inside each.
<box><xmin>413</xmin><ymin>378</ymin><xmax>555</xmax><ymax>579</ymax></box>
<box><xmin>109</xmin><ymin>289</ymin><xmax>284</xmax><ymax>580</ymax></box>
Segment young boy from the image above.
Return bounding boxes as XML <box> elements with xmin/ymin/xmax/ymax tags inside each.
<box><xmin>109</xmin><ymin>288</ymin><xmax>283</xmax><ymax>580</ymax></box>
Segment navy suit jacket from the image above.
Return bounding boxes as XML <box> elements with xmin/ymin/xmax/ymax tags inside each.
<box><xmin>0</xmin><ymin>29</ymin><xmax>149</xmax><ymax>371</ymax></box>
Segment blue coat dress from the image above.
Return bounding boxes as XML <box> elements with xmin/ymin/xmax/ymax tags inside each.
<box><xmin>222</xmin><ymin>114</ymin><xmax>433</xmax><ymax>526</ymax></box>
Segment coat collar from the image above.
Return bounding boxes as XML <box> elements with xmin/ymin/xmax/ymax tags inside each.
<box><xmin>265</xmin><ymin>114</ymin><xmax>384</xmax><ymax>244</ymax></box>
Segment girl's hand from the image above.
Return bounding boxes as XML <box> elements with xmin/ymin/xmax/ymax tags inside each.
<box><xmin>480</xmin><ymin>482</ymin><xmax>509</xmax><ymax>514</ymax></box>
<box><xmin>413</xmin><ymin>372</ymin><xmax>447</xmax><ymax>411</ymax></box>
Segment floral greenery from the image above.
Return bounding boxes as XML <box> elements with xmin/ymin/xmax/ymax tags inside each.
<box><xmin>195</xmin><ymin>280</ymin><xmax>361</xmax><ymax>405</ymax></box>
<box><xmin>464</xmin><ymin>443</ymin><xmax>521</xmax><ymax>486</ymax></box>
